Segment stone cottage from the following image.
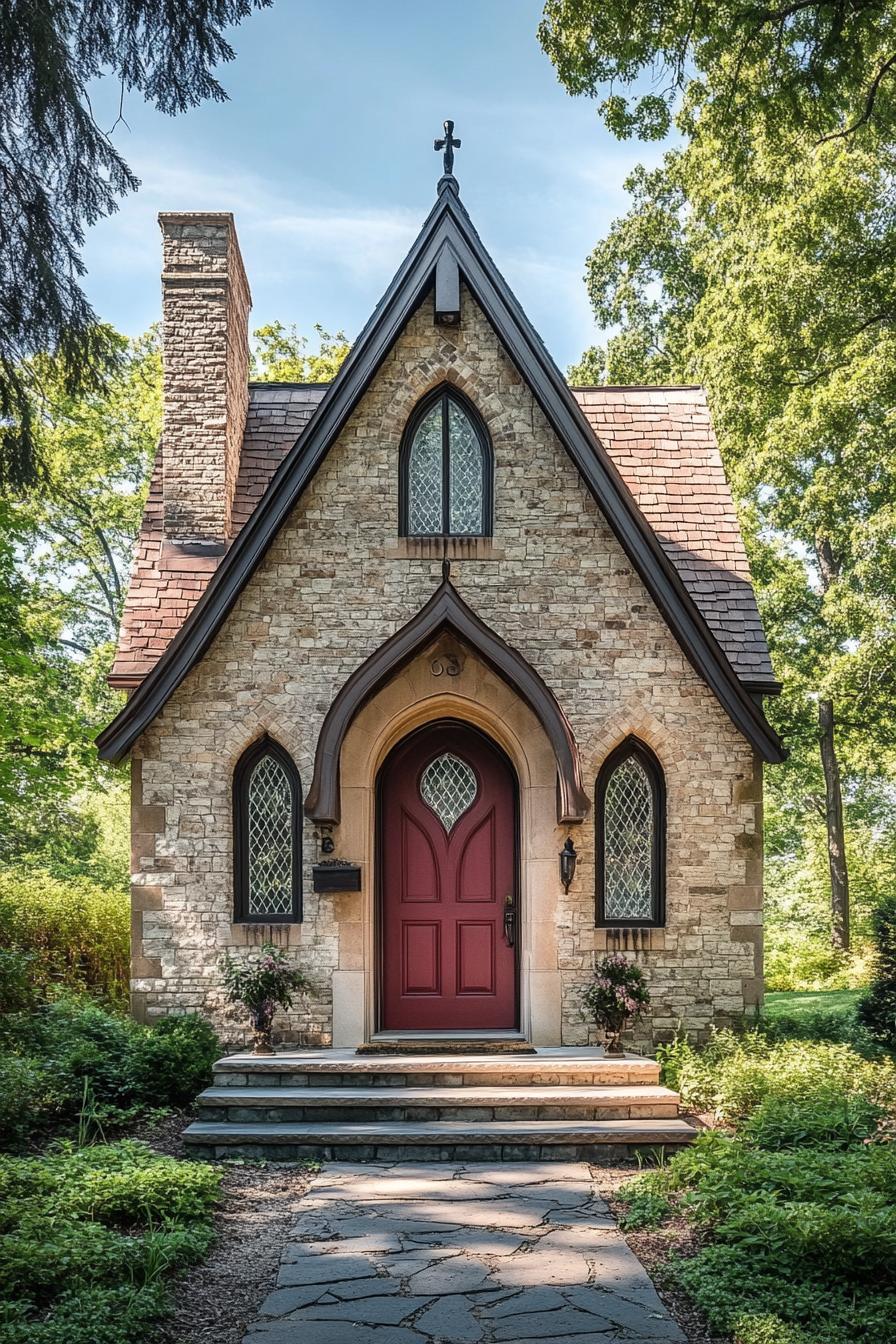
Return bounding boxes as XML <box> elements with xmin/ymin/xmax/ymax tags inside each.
<box><xmin>98</xmin><ymin>160</ymin><xmax>783</xmax><ymax>1051</ymax></box>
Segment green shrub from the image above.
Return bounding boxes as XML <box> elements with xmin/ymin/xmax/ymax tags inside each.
<box><xmin>857</xmin><ymin>982</ymin><xmax>896</xmax><ymax>1046</ymax></box>
<box><xmin>0</xmin><ymin>997</ymin><xmax>219</xmax><ymax>1149</ymax></box>
<box><xmin>0</xmin><ymin>952</ymin><xmax>38</xmax><ymax>1017</ymax></box>
<box><xmin>125</xmin><ymin>1014</ymin><xmax>220</xmax><ymax>1107</ymax></box>
<box><xmin>764</xmin><ymin>924</ymin><xmax>867</xmax><ymax>992</ymax></box>
<box><xmin>0</xmin><ymin>866</ymin><xmax>128</xmax><ymax>1005</ymax></box>
<box><xmin>0</xmin><ymin>1055</ymin><xmax>50</xmax><ymax>1149</ymax></box>
<box><xmin>657</xmin><ymin>1028</ymin><xmax>896</xmax><ymax>1124</ymax></box>
<box><xmin>741</xmin><ymin>1095</ymin><xmax>885</xmax><ymax>1149</ymax></box>
<box><xmin>0</xmin><ymin>1142</ymin><xmax>219</xmax><ymax>1344</ymax></box>
<box><xmin>760</xmin><ymin>1006</ymin><xmax>878</xmax><ymax>1053</ymax></box>
<box><xmin>858</xmin><ymin>894</ymin><xmax>896</xmax><ymax>1047</ymax></box>
<box><xmin>718</xmin><ymin>1194</ymin><xmax>896</xmax><ymax>1284</ymax></box>
<box><xmin>42</xmin><ymin>1141</ymin><xmax>221</xmax><ymax>1223</ymax></box>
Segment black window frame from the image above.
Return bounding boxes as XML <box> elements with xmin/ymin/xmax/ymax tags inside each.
<box><xmin>398</xmin><ymin>385</ymin><xmax>493</xmax><ymax>538</ymax></box>
<box><xmin>233</xmin><ymin>735</ymin><xmax>303</xmax><ymax>924</ymax></box>
<box><xmin>595</xmin><ymin>736</ymin><xmax>666</xmax><ymax>929</ymax></box>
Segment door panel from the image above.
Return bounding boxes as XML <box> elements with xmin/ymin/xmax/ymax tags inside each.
<box><xmin>458</xmin><ymin>810</ymin><xmax>496</xmax><ymax>901</ymax></box>
<box><xmin>380</xmin><ymin>721</ymin><xmax>518</xmax><ymax>1031</ymax></box>
<box><xmin>456</xmin><ymin>922</ymin><xmax>495</xmax><ymax>995</ymax></box>
<box><xmin>401</xmin><ymin>811</ymin><xmax>439</xmax><ymax>902</ymax></box>
<box><xmin>402</xmin><ymin>923</ymin><xmax>441</xmax><ymax>994</ymax></box>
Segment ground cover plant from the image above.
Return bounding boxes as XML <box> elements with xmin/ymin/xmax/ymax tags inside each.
<box><xmin>0</xmin><ymin>1139</ymin><xmax>221</xmax><ymax>1344</ymax></box>
<box><xmin>626</xmin><ymin>1030</ymin><xmax>896</xmax><ymax>1343</ymax></box>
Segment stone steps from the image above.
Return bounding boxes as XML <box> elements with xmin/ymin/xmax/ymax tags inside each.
<box><xmin>183</xmin><ymin>1117</ymin><xmax>697</xmax><ymax>1162</ymax></box>
<box><xmin>184</xmin><ymin>1047</ymin><xmax>697</xmax><ymax>1160</ymax></box>
<box><xmin>210</xmin><ymin>1051</ymin><xmax>662</xmax><ymax>1090</ymax></box>
<box><xmin>196</xmin><ymin>1083</ymin><xmax>681</xmax><ymax>1124</ymax></box>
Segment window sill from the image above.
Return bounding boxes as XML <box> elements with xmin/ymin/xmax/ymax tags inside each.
<box><xmin>388</xmin><ymin>536</ymin><xmax>504</xmax><ymax>562</ymax></box>
<box><xmin>228</xmin><ymin>921</ymin><xmax>303</xmax><ymax>945</ymax></box>
<box><xmin>595</xmin><ymin>927</ymin><xmax>666</xmax><ymax>951</ymax></box>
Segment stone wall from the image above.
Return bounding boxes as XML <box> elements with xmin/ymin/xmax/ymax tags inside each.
<box><xmin>159</xmin><ymin>212</ymin><xmax>250</xmax><ymax>545</ymax></box>
<box><xmin>131</xmin><ymin>285</ymin><xmax>762</xmax><ymax>1048</ymax></box>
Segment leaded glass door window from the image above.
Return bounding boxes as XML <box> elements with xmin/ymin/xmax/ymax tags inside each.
<box><xmin>234</xmin><ymin>737</ymin><xmax>302</xmax><ymax>922</ymax></box>
<box><xmin>420</xmin><ymin>753</ymin><xmax>478</xmax><ymax>832</ymax></box>
<box><xmin>401</xmin><ymin>388</ymin><xmax>492</xmax><ymax>537</ymax></box>
<box><xmin>596</xmin><ymin>739</ymin><xmax>665</xmax><ymax>928</ymax></box>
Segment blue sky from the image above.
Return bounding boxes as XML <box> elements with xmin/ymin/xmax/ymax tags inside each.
<box><xmin>83</xmin><ymin>0</ymin><xmax>662</xmax><ymax>372</ymax></box>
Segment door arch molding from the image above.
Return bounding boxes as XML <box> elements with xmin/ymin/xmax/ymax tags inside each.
<box><xmin>304</xmin><ymin>574</ymin><xmax>589</xmax><ymax>825</ymax></box>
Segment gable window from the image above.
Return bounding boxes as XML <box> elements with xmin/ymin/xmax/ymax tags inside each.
<box><xmin>400</xmin><ymin>388</ymin><xmax>492</xmax><ymax>537</ymax></box>
<box><xmin>234</xmin><ymin>737</ymin><xmax>302</xmax><ymax>922</ymax></box>
<box><xmin>596</xmin><ymin>739</ymin><xmax>665</xmax><ymax>927</ymax></box>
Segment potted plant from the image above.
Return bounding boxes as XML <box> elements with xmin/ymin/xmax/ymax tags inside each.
<box><xmin>582</xmin><ymin>952</ymin><xmax>650</xmax><ymax>1055</ymax></box>
<box><xmin>219</xmin><ymin>943</ymin><xmax>313</xmax><ymax>1055</ymax></box>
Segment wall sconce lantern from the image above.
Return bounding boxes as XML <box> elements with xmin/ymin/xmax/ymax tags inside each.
<box><xmin>560</xmin><ymin>837</ymin><xmax>577</xmax><ymax>893</ymax></box>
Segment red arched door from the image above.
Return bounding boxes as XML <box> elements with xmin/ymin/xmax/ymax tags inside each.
<box><xmin>379</xmin><ymin>721</ymin><xmax>518</xmax><ymax>1031</ymax></box>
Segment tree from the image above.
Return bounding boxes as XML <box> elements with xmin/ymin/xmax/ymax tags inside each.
<box><xmin>17</xmin><ymin>328</ymin><xmax>160</xmax><ymax>656</ymax></box>
<box><xmin>552</xmin><ymin>91</ymin><xmax>896</xmax><ymax>951</ymax></box>
<box><xmin>1</xmin><ymin>329</ymin><xmax>161</xmax><ymax>860</ymax></box>
<box><xmin>0</xmin><ymin>0</ymin><xmax>270</xmax><ymax>490</ymax></box>
<box><xmin>2</xmin><ymin>319</ymin><xmax>345</xmax><ymax>864</ymax></box>
<box><xmin>539</xmin><ymin>0</ymin><xmax>896</xmax><ymax>148</ymax></box>
<box><xmin>252</xmin><ymin>323</ymin><xmax>351</xmax><ymax>383</ymax></box>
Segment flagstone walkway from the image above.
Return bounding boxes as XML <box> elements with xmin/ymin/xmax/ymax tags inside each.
<box><xmin>241</xmin><ymin>1161</ymin><xmax>686</xmax><ymax>1343</ymax></box>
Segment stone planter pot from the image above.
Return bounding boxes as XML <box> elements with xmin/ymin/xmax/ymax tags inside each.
<box><xmin>252</xmin><ymin>1022</ymin><xmax>275</xmax><ymax>1055</ymax></box>
<box><xmin>603</xmin><ymin>1027</ymin><xmax>626</xmax><ymax>1056</ymax></box>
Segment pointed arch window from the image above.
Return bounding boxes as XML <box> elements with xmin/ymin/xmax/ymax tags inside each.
<box><xmin>234</xmin><ymin>737</ymin><xmax>302</xmax><ymax>922</ymax></box>
<box><xmin>400</xmin><ymin>388</ymin><xmax>492</xmax><ymax>537</ymax></box>
<box><xmin>596</xmin><ymin>739</ymin><xmax>665</xmax><ymax>927</ymax></box>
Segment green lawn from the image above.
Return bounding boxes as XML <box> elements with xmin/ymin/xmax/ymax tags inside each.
<box><xmin>764</xmin><ymin>988</ymin><xmax>862</xmax><ymax>1020</ymax></box>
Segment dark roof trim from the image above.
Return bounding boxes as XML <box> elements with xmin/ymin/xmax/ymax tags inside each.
<box><xmin>569</xmin><ymin>383</ymin><xmax>704</xmax><ymax>392</ymax></box>
<box><xmin>304</xmin><ymin>576</ymin><xmax>590</xmax><ymax>825</ymax></box>
<box><xmin>97</xmin><ymin>178</ymin><xmax>784</xmax><ymax>765</ymax></box>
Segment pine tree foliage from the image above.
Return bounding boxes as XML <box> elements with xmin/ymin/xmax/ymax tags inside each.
<box><xmin>0</xmin><ymin>0</ymin><xmax>270</xmax><ymax>490</ymax></box>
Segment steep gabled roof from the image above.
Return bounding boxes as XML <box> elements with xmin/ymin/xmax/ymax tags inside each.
<box><xmin>110</xmin><ymin>382</ymin><xmax>775</xmax><ymax>688</ymax></box>
<box><xmin>97</xmin><ymin>178</ymin><xmax>784</xmax><ymax>764</ymax></box>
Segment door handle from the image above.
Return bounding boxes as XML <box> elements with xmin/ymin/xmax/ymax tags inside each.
<box><xmin>503</xmin><ymin>893</ymin><xmax>516</xmax><ymax>948</ymax></box>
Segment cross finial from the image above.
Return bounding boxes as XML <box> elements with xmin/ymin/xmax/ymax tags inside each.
<box><xmin>434</xmin><ymin>119</ymin><xmax>461</xmax><ymax>179</ymax></box>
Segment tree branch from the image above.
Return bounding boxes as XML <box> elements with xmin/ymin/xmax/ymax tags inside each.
<box><xmin>818</xmin><ymin>51</ymin><xmax>896</xmax><ymax>142</ymax></box>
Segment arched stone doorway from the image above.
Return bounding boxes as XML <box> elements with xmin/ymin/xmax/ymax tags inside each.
<box><xmin>327</xmin><ymin>639</ymin><xmax>569</xmax><ymax>1047</ymax></box>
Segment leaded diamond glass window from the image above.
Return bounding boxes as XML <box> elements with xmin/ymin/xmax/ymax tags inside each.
<box><xmin>420</xmin><ymin>753</ymin><xmax>478</xmax><ymax>832</ymax></box>
<box><xmin>235</xmin><ymin>739</ymin><xmax>301</xmax><ymax>922</ymax></box>
<box><xmin>597</xmin><ymin>744</ymin><xmax>665</xmax><ymax>927</ymax></box>
<box><xmin>403</xmin><ymin>391</ymin><xmax>489</xmax><ymax>536</ymax></box>
<box><xmin>407</xmin><ymin>404</ymin><xmax>443</xmax><ymax>535</ymax></box>
<box><xmin>448</xmin><ymin>400</ymin><xmax>484</xmax><ymax>534</ymax></box>
<box><xmin>247</xmin><ymin>756</ymin><xmax>294</xmax><ymax>915</ymax></box>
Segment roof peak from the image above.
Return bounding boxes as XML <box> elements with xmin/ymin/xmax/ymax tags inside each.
<box><xmin>97</xmin><ymin>175</ymin><xmax>783</xmax><ymax>766</ymax></box>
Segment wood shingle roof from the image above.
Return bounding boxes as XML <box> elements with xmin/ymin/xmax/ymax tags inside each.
<box><xmin>111</xmin><ymin>382</ymin><xmax>774</xmax><ymax>688</ymax></box>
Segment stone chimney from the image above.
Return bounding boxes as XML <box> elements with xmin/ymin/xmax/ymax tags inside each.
<box><xmin>159</xmin><ymin>212</ymin><xmax>251</xmax><ymax>547</ymax></box>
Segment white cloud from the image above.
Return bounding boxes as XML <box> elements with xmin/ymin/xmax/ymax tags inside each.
<box><xmin>83</xmin><ymin>146</ymin><xmax>421</xmax><ymax>297</ymax></box>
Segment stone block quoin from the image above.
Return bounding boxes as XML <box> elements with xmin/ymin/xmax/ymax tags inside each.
<box><xmin>159</xmin><ymin>212</ymin><xmax>251</xmax><ymax>546</ymax></box>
